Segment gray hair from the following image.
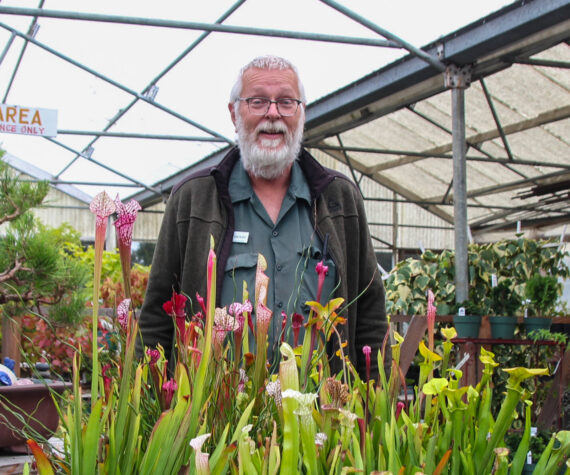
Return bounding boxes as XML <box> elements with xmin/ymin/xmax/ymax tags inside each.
<box><xmin>229</xmin><ymin>55</ymin><xmax>307</xmax><ymax>104</ymax></box>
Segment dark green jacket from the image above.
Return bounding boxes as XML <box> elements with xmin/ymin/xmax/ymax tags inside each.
<box><xmin>137</xmin><ymin>146</ymin><xmax>390</xmax><ymax>379</ymax></box>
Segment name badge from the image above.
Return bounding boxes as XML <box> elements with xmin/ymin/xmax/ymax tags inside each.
<box><xmin>233</xmin><ymin>231</ymin><xmax>249</xmax><ymax>244</ymax></box>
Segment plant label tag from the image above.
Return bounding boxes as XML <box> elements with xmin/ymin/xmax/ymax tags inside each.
<box><xmin>458</xmin><ymin>307</ymin><xmax>465</xmax><ymax>316</ymax></box>
<box><xmin>233</xmin><ymin>231</ymin><xmax>249</xmax><ymax>244</ymax></box>
<box><xmin>491</xmin><ymin>274</ymin><xmax>497</xmax><ymax>288</ymax></box>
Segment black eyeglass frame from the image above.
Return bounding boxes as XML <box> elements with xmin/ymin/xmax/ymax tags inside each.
<box><xmin>238</xmin><ymin>97</ymin><xmax>302</xmax><ymax>116</ymax></box>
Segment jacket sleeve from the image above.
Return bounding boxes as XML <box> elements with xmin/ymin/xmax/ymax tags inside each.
<box><xmin>353</xmin><ymin>188</ymin><xmax>392</xmax><ymax>381</ymax></box>
<box><xmin>136</xmin><ymin>192</ymin><xmax>182</xmax><ymax>360</ymax></box>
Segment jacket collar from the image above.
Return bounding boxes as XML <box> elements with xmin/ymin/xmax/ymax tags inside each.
<box><xmin>211</xmin><ymin>145</ymin><xmax>338</xmax><ymax>201</ymax></box>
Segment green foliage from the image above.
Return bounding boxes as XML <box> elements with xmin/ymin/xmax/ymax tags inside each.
<box><xmin>528</xmin><ymin>328</ymin><xmax>568</xmax><ymax>347</ymax></box>
<box><xmin>525</xmin><ymin>274</ymin><xmax>560</xmax><ymax>316</ymax></box>
<box><xmin>0</xmin><ymin>155</ymin><xmax>89</xmax><ymax>326</ymax></box>
<box><xmin>489</xmin><ymin>278</ymin><xmax>522</xmax><ymax>316</ymax></box>
<box><xmin>67</xmin><ymin>242</ymin><xmax>150</xmax><ymax>308</ymax></box>
<box><xmin>0</xmin><ymin>156</ymin><xmax>49</xmax><ymax>226</ymax></box>
<box><xmin>385</xmin><ymin>237</ymin><xmax>569</xmax><ymax>316</ymax></box>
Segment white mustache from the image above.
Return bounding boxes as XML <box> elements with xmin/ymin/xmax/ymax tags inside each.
<box><xmin>256</xmin><ymin>121</ymin><xmax>288</xmax><ymax>135</ymax></box>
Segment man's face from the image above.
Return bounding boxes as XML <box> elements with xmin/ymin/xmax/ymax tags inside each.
<box><xmin>229</xmin><ymin>67</ymin><xmax>305</xmax><ymax>179</ymax></box>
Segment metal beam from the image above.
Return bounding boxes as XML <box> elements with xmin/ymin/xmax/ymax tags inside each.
<box><xmin>366</xmin><ymin>104</ymin><xmax>570</xmax><ymax>173</ymax></box>
<box><xmin>55</xmin><ymin>0</ymin><xmax>245</xmax><ymax>177</ymax></box>
<box><xmin>45</xmin><ymin>137</ymin><xmax>162</xmax><ymax>196</ymax></box>
<box><xmin>514</xmin><ymin>58</ymin><xmax>570</xmax><ymax>68</ymax></box>
<box><xmin>319</xmin><ymin>0</ymin><xmax>445</xmax><ymax>72</ymax></box>
<box><xmin>319</xmin><ymin>146</ymin><xmax>456</xmax><ymax>223</ymax></box>
<box><xmin>0</xmin><ymin>23</ymin><xmax>233</xmax><ymax>145</ymax></box>
<box><xmin>56</xmin><ymin>130</ymin><xmax>228</xmax><ymax>142</ymax></box>
<box><xmin>303</xmin><ymin>0</ymin><xmax>570</xmax><ymax>144</ymax></box>
<box><xmin>2</xmin><ymin>0</ymin><xmax>44</xmax><ymax>103</ymax></box>
<box><xmin>463</xmin><ymin>170</ymin><xmax>570</xmax><ymax>200</ymax></box>
<box><xmin>0</xmin><ymin>6</ymin><xmax>400</xmax><ymax>48</ymax></box>
<box><xmin>311</xmin><ymin>144</ymin><xmax>570</xmax><ymax>170</ymax></box>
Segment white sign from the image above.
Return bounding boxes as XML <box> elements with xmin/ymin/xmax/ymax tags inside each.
<box><xmin>0</xmin><ymin>104</ymin><xmax>58</xmax><ymax>137</ymax></box>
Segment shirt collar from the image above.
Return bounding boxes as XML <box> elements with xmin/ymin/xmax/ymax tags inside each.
<box><xmin>229</xmin><ymin>159</ymin><xmax>312</xmax><ymax>205</ymax></box>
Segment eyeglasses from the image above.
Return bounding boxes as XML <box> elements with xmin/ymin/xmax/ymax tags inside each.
<box><xmin>238</xmin><ymin>97</ymin><xmax>302</xmax><ymax>116</ymax></box>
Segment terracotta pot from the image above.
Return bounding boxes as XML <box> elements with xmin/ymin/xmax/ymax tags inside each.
<box><xmin>0</xmin><ymin>381</ymin><xmax>71</xmax><ymax>449</ymax></box>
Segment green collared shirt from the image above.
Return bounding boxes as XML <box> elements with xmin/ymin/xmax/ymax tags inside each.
<box><xmin>221</xmin><ymin>160</ymin><xmax>337</xmax><ymax>365</ymax></box>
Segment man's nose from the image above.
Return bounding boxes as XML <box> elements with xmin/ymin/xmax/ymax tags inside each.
<box><xmin>265</xmin><ymin>101</ymin><xmax>281</xmax><ymax>119</ymax></box>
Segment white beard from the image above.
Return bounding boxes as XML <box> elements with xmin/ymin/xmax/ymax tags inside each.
<box><xmin>236</xmin><ymin>110</ymin><xmax>304</xmax><ymax>180</ymax></box>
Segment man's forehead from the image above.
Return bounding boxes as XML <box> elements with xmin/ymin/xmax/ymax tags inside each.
<box><xmin>241</xmin><ymin>67</ymin><xmax>299</xmax><ymax>94</ymax></box>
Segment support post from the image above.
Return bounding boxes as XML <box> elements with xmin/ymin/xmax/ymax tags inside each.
<box><xmin>446</xmin><ymin>64</ymin><xmax>472</xmax><ymax>303</ymax></box>
<box><xmin>392</xmin><ymin>191</ymin><xmax>398</xmax><ymax>267</ymax></box>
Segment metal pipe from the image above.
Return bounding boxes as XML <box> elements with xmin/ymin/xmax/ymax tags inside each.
<box><xmin>2</xmin><ymin>0</ymin><xmax>45</xmax><ymax>102</ymax></box>
<box><xmin>0</xmin><ymin>32</ymin><xmax>16</xmax><ymax>66</ymax></box>
<box><xmin>319</xmin><ymin>0</ymin><xmax>445</xmax><ymax>71</ymax></box>
<box><xmin>363</xmin><ymin>195</ymin><xmax>538</xmax><ymax>211</ymax></box>
<box><xmin>0</xmin><ymin>6</ymin><xmax>400</xmax><ymax>48</ymax></box>
<box><xmin>56</xmin><ymin>130</ymin><xmax>228</xmax><ymax>141</ymax></box>
<box><xmin>0</xmin><ymin>23</ymin><xmax>233</xmax><ymax>144</ymax></box>
<box><xmin>55</xmin><ymin>0</ymin><xmax>245</xmax><ymax>177</ymax></box>
<box><xmin>310</xmin><ymin>144</ymin><xmax>570</xmax><ymax>169</ymax></box>
<box><xmin>452</xmin><ymin>86</ymin><xmax>469</xmax><ymax>303</ymax></box>
<box><xmin>45</xmin><ymin>137</ymin><xmax>162</xmax><ymax>196</ymax></box>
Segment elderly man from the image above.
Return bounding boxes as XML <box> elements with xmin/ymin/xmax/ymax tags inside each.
<box><xmin>138</xmin><ymin>55</ymin><xmax>390</xmax><ymax>379</ymax></box>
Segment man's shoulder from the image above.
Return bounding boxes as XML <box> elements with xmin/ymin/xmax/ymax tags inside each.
<box><xmin>171</xmin><ymin>167</ymin><xmax>215</xmax><ymax>197</ymax></box>
<box><xmin>170</xmin><ymin>146</ymin><xmax>240</xmax><ymax>197</ymax></box>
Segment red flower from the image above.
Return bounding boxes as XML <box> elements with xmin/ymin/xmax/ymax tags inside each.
<box><xmin>161</xmin><ymin>378</ymin><xmax>178</xmax><ymax>409</ymax></box>
<box><xmin>162</xmin><ymin>292</ymin><xmax>188</xmax><ymax>318</ymax></box>
<box><xmin>280</xmin><ymin>311</ymin><xmax>287</xmax><ymax>343</ymax></box>
<box><xmin>163</xmin><ymin>291</ymin><xmax>188</xmax><ymax>343</ymax></box>
<box><xmin>292</xmin><ymin>313</ymin><xmax>304</xmax><ymax>347</ymax></box>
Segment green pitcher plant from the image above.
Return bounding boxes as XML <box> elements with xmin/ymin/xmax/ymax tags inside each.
<box><xmin>23</xmin><ymin>193</ymin><xmax>570</xmax><ymax>475</ymax></box>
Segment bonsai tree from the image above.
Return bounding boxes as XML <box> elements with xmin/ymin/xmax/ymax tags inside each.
<box><xmin>489</xmin><ymin>278</ymin><xmax>522</xmax><ymax>316</ymax></box>
<box><xmin>524</xmin><ymin>274</ymin><xmax>560</xmax><ymax>317</ymax></box>
<box><xmin>0</xmin><ymin>153</ymin><xmax>89</xmax><ymax>375</ymax></box>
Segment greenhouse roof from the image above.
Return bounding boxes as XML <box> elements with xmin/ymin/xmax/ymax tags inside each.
<box><xmin>0</xmin><ymin>0</ymin><xmax>568</xmax><ymax>244</ymax></box>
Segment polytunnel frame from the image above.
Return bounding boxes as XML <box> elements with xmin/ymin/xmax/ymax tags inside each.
<box><xmin>0</xmin><ymin>0</ymin><xmax>569</xmax><ymax>302</ymax></box>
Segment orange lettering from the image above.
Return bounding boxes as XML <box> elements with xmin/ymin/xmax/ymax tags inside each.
<box><xmin>31</xmin><ymin>110</ymin><xmax>42</xmax><ymax>125</ymax></box>
<box><xmin>19</xmin><ymin>108</ymin><xmax>29</xmax><ymax>124</ymax></box>
<box><xmin>6</xmin><ymin>107</ymin><xmax>16</xmax><ymax>122</ymax></box>
<box><xmin>0</xmin><ymin>107</ymin><xmax>3</xmax><ymax>121</ymax></box>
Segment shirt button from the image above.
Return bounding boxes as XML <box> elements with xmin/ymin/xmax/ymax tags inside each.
<box><xmin>277</xmin><ymin>264</ymin><xmax>282</xmax><ymax>271</ymax></box>
<box><xmin>277</xmin><ymin>302</ymin><xmax>283</xmax><ymax>308</ymax></box>
<box><xmin>272</xmin><ymin>230</ymin><xmax>279</xmax><ymax>237</ymax></box>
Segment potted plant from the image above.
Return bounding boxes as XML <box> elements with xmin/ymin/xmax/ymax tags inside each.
<box><xmin>488</xmin><ymin>278</ymin><xmax>522</xmax><ymax>339</ymax></box>
<box><xmin>453</xmin><ymin>299</ymin><xmax>488</xmax><ymax>338</ymax></box>
<box><xmin>523</xmin><ymin>274</ymin><xmax>560</xmax><ymax>333</ymax></box>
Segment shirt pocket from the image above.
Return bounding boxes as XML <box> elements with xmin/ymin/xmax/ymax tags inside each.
<box><xmin>223</xmin><ymin>252</ymin><xmax>259</xmax><ymax>304</ymax></box>
<box><xmin>297</xmin><ymin>246</ymin><xmax>337</xmax><ymax>315</ymax></box>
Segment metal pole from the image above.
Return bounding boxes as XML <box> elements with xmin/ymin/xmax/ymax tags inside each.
<box><xmin>392</xmin><ymin>191</ymin><xmax>399</xmax><ymax>268</ymax></box>
<box><xmin>319</xmin><ymin>0</ymin><xmax>445</xmax><ymax>72</ymax></box>
<box><xmin>452</xmin><ymin>86</ymin><xmax>468</xmax><ymax>303</ymax></box>
<box><xmin>0</xmin><ymin>6</ymin><xmax>399</xmax><ymax>48</ymax></box>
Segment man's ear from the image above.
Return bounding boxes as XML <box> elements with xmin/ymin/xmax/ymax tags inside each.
<box><xmin>228</xmin><ymin>102</ymin><xmax>237</xmax><ymax>130</ymax></box>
